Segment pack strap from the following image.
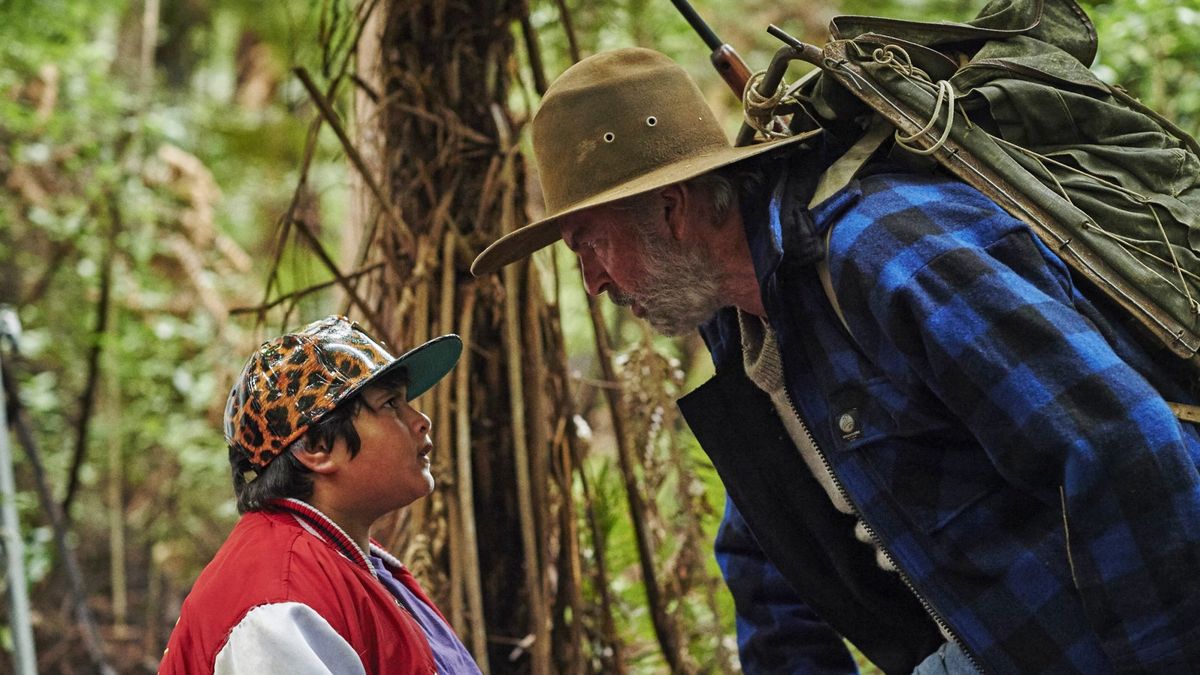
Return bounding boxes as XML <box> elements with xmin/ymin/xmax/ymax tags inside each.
<box><xmin>809</xmin><ymin>116</ymin><xmax>894</xmax><ymax>210</ymax></box>
<box><xmin>813</xmin><ymin>116</ymin><xmax>892</xmax><ymax>338</ymax></box>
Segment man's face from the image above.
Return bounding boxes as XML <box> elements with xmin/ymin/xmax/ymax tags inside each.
<box><xmin>332</xmin><ymin>382</ymin><xmax>435</xmax><ymax>518</ymax></box>
<box><xmin>560</xmin><ymin>199</ymin><xmax>725</xmax><ymax>336</ymax></box>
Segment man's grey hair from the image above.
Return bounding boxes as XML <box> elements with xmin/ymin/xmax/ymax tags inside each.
<box><xmin>614</xmin><ymin>162</ymin><xmax>767</xmax><ymax>226</ymax></box>
<box><xmin>702</xmin><ymin>161</ymin><xmax>769</xmax><ymax>223</ymax></box>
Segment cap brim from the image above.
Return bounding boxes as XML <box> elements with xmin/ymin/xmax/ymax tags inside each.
<box><xmin>365</xmin><ymin>334</ymin><xmax>463</xmax><ymax>401</ymax></box>
<box><xmin>470</xmin><ymin>130</ymin><xmax>819</xmax><ymax>276</ymax></box>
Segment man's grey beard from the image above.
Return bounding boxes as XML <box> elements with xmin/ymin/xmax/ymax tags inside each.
<box><xmin>627</xmin><ymin>227</ymin><xmax>727</xmax><ymax>336</ymax></box>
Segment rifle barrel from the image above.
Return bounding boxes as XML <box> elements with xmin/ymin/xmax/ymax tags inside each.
<box><xmin>670</xmin><ymin>0</ymin><xmax>722</xmax><ymax>51</ymax></box>
<box><xmin>669</xmin><ymin>0</ymin><xmax>752</xmax><ymax>97</ymax></box>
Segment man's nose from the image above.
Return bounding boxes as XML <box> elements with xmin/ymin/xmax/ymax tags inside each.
<box><xmin>578</xmin><ymin>253</ymin><xmax>610</xmax><ymax>297</ymax></box>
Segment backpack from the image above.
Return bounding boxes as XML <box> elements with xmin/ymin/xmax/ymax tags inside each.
<box><xmin>753</xmin><ymin>0</ymin><xmax>1200</xmax><ymax>416</ymax></box>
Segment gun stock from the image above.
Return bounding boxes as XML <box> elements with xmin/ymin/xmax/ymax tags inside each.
<box><xmin>710</xmin><ymin>44</ymin><xmax>752</xmax><ymax>98</ymax></box>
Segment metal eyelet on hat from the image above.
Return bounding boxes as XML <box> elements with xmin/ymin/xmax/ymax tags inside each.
<box><xmin>603</xmin><ymin>132</ymin><xmax>615</xmax><ymax>143</ymax></box>
<box><xmin>646</xmin><ymin>116</ymin><xmax>657</xmax><ymax>126</ymax></box>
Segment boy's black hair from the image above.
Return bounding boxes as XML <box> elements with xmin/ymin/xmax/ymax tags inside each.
<box><xmin>230</xmin><ymin>367</ymin><xmax>408</xmax><ymax>513</ymax></box>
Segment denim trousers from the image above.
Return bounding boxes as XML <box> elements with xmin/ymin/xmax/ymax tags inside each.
<box><xmin>912</xmin><ymin>642</ymin><xmax>980</xmax><ymax>675</ymax></box>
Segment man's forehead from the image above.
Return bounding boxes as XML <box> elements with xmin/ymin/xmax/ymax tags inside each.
<box><xmin>560</xmin><ymin>207</ymin><xmax>622</xmax><ymax>243</ymax></box>
<box><xmin>559</xmin><ymin>211</ymin><xmax>595</xmax><ymax>248</ymax></box>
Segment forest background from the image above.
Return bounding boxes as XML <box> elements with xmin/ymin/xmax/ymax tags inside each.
<box><xmin>1</xmin><ymin>0</ymin><xmax>1197</xmax><ymax>672</ymax></box>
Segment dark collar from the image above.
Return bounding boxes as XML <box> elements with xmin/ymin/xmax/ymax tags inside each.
<box><xmin>739</xmin><ymin>136</ymin><xmax>843</xmax><ymax>289</ymax></box>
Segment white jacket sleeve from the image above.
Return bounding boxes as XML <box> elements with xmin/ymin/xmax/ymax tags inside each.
<box><xmin>213</xmin><ymin>602</ymin><xmax>367</xmax><ymax>675</ymax></box>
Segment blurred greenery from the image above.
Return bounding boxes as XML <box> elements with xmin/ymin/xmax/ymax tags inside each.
<box><xmin>1</xmin><ymin>0</ymin><xmax>1197</xmax><ymax>671</ymax></box>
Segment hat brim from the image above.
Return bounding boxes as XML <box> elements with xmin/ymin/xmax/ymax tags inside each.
<box><xmin>362</xmin><ymin>333</ymin><xmax>463</xmax><ymax>402</ymax></box>
<box><xmin>470</xmin><ymin>130</ymin><xmax>820</xmax><ymax>276</ymax></box>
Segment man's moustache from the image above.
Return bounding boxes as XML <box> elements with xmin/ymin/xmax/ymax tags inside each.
<box><xmin>608</xmin><ymin>287</ymin><xmax>636</xmax><ymax>307</ymax></box>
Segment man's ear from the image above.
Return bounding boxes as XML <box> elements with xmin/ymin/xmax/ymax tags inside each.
<box><xmin>291</xmin><ymin>438</ymin><xmax>340</xmax><ymax>476</ymax></box>
<box><xmin>661</xmin><ymin>183</ymin><xmax>691</xmax><ymax>242</ymax></box>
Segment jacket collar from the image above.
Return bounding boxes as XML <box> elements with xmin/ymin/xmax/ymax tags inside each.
<box><xmin>740</xmin><ymin>138</ymin><xmax>842</xmax><ymax>292</ymax></box>
<box><xmin>269</xmin><ymin>498</ymin><xmax>401</xmax><ymax>578</ymax></box>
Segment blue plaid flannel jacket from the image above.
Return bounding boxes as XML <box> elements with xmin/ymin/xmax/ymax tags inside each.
<box><xmin>697</xmin><ymin>162</ymin><xmax>1200</xmax><ymax>674</ymax></box>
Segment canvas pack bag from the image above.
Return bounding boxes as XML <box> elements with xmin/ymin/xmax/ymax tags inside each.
<box><xmin>757</xmin><ymin>0</ymin><xmax>1200</xmax><ymax>413</ymax></box>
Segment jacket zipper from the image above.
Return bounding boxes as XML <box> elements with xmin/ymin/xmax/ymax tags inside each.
<box><xmin>781</xmin><ymin>390</ymin><xmax>988</xmax><ymax>674</ymax></box>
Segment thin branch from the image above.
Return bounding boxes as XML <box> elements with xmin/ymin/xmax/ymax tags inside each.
<box><xmin>261</xmin><ymin>0</ymin><xmax>379</xmax><ymax>314</ymax></box>
<box><xmin>288</xmin><ymin>214</ymin><xmax>388</xmax><ymax>338</ymax></box>
<box><xmin>519</xmin><ymin>0</ymin><xmax>548</xmax><ymax>96</ymax></box>
<box><xmin>437</xmin><ymin>233</ymin><xmax>462</xmax><ymax>634</ymax></box>
<box><xmin>454</xmin><ymin>287</ymin><xmax>490</xmax><ymax>674</ymax></box>
<box><xmin>570</xmin><ymin>431</ymin><xmax>625</xmax><ymax>674</ymax></box>
<box><xmin>21</xmin><ymin>238</ymin><xmax>75</xmax><ymax>306</ymax></box>
<box><xmin>554</xmin><ymin>0</ymin><xmax>582</xmax><ymax>63</ymax></box>
<box><xmin>260</xmin><ymin>116</ymin><xmax>322</xmax><ymax>311</ymax></box>
<box><xmin>546</xmin><ymin>230</ymin><xmax>587</xmax><ymax>668</ymax></box>
<box><xmin>522</xmin><ymin>6</ymin><xmax>635</xmax><ymax>670</ymax></box>
<box><xmin>230</xmin><ymin>262</ymin><xmax>384</xmax><ymax>316</ymax></box>
<box><xmin>62</xmin><ymin>191</ymin><xmax>119</xmax><ymax>518</ymax></box>
<box><xmin>294</xmin><ymin>66</ymin><xmax>415</xmax><ymax>254</ymax></box>
<box><xmin>524</xmin><ymin>262</ymin><xmax>554</xmax><ymax>663</ymax></box>
<box><xmin>501</xmin><ymin>197</ymin><xmax>552</xmax><ymax>675</ymax></box>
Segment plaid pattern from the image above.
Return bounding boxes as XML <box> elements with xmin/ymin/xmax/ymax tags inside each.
<box><xmin>715</xmin><ymin>498</ymin><xmax>859</xmax><ymax>674</ymax></box>
<box><xmin>708</xmin><ymin>167</ymin><xmax>1200</xmax><ymax>674</ymax></box>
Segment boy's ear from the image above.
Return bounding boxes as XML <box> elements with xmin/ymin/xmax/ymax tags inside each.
<box><xmin>291</xmin><ymin>439</ymin><xmax>339</xmax><ymax>475</ymax></box>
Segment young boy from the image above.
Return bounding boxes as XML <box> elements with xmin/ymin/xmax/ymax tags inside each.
<box><xmin>160</xmin><ymin>315</ymin><xmax>480</xmax><ymax>674</ymax></box>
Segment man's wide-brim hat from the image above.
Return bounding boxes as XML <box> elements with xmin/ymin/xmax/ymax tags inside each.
<box><xmin>224</xmin><ymin>316</ymin><xmax>462</xmax><ymax>468</ymax></box>
<box><xmin>471</xmin><ymin>47</ymin><xmax>817</xmax><ymax>276</ymax></box>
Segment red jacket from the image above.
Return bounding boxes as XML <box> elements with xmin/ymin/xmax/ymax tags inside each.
<box><xmin>160</xmin><ymin>499</ymin><xmax>441</xmax><ymax>674</ymax></box>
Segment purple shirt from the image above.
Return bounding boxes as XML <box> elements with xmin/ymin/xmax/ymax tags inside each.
<box><xmin>370</xmin><ymin>555</ymin><xmax>482</xmax><ymax>674</ymax></box>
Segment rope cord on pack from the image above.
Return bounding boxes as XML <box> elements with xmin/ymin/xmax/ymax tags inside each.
<box><xmin>1145</xmin><ymin>202</ymin><xmax>1198</xmax><ymax>313</ymax></box>
<box><xmin>995</xmin><ymin>136</ymin><xmax>1152</xmax><ymax>203</ymax></box>
<box><xmin>742</xmin><ymin>69</ymin><xmax>792</xmax><ymax>139</ymax></box>
<box><xmin>870</xmin><ymin>45</ymin><xmax>959</xmax><ymax>156</ymax></box>
<box><xmin>820</xmin><ymin>39</ymin><xmax>1200</xmax><ymax>346</ymax></box>
<box><xmin>1088</xmin><ymin>228</ymin><xmax>1200</xmax><ymax>285</ymax></box>
<box><xmin>871</xmin><ymin>45</ymin><xmax>931</xmax><ymax>84</ymax></box>
<box><xmin>822</xmin><ymin>53</ymin><xmax>1043</xmax><ymax>236</ymax></box>
<box><xmin>893</xmin><ymin>80</ymin><xmax>957</xmax><ymax>155</ymax></box>
<box><xmin>993</xmin><ymin>136</ymin><xmax>1200</xmax><ymax>313</ymax></box>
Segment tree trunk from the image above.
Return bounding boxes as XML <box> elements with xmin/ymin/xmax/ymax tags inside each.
<box><xmin>366</xmin><ymin>1</ymin><xmax>556</xmax><ymax>671</ymax></box>
<box><xmin>348</xmin><ymin>2</ymin><xmax>731</xmax><ymax>672</ymax></box>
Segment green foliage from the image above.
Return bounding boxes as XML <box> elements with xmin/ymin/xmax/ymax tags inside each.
<box><xmin>1085</xmin><ymin>0</ymin><xmax>1200</xmax><ymax>134</ymax></box>
<box><xmin>1</xmin><ymin>1</ymin><xmax>360</xmax><ymax>667</ymax></box>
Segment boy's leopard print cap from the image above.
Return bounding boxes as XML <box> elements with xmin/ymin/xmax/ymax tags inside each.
<box><xmin>224</xmin><ymin>315</ymin><xmax>462</xmax><ymax>468</ymax></box>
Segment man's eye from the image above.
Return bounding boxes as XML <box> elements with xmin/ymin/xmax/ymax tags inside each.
<box><xmin>383</xmin><ymin>398</ymin><xmax>401</xmax><ymax>409</ymax></box>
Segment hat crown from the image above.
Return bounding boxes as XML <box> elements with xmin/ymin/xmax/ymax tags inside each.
<box><xmin>532</xmin><ymin>48</ymin><xmax>730</xmax><ymax>214</ymax></box>
<box><xmin>224</xmin><ymin>316</ymin><xmax>397</xmax><ymax>468</ymax></box>
<box><xmin>469</xmin><ymin>48</ymin><xmax>815</xmax><ymax>277</ymax></box>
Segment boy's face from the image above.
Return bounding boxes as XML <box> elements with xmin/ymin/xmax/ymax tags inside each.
<box><xmin>332</xmin><ymin>382</ymin><xmax>435</xmax><ymax>518</ymax></box>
